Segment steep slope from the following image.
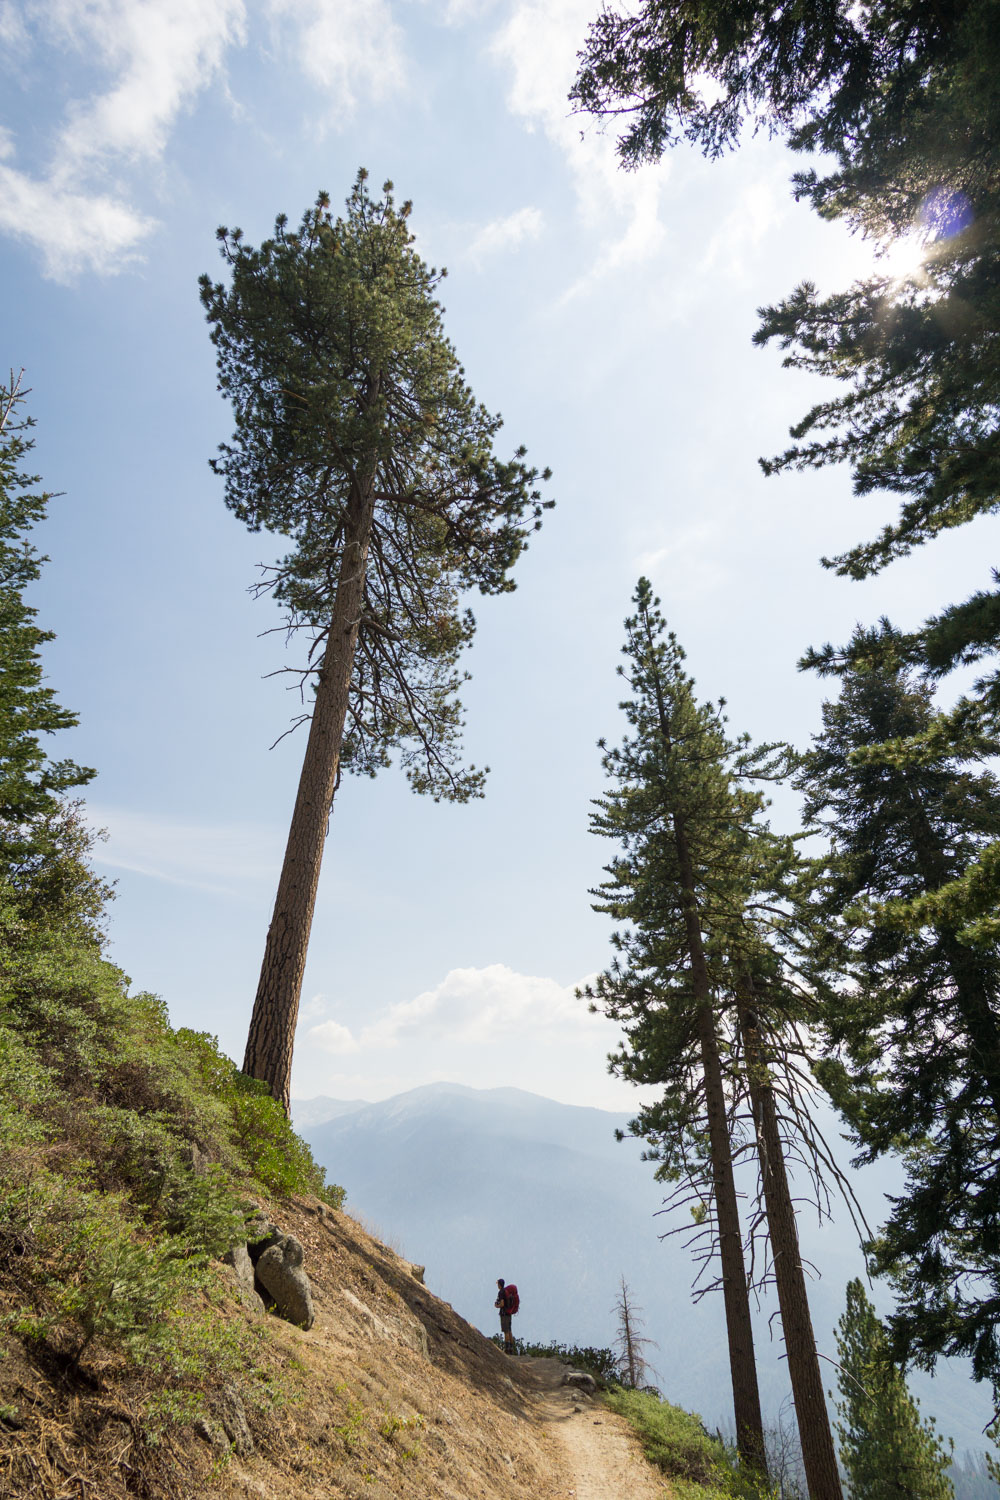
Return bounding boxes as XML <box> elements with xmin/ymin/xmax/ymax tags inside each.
<box><xmin>0</xmin><ymin>1190</ymin><xmax>672</xmax><ymax>1500</ymax></box>
<box><xmin>298</xmin><ymin>1082</ymin><xmax>996</xmax><ymax>1455</ymax></box>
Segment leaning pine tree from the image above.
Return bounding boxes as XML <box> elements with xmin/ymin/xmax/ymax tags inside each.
<box><xmin>585</xmin><ymin>579</ymin><xmax>768</xmax><ymax>1473</ymax></box>
<box><xmin>201</xmin><ymin>174</ymin><xmax>550</xmax><ymax>1109</ymax></box>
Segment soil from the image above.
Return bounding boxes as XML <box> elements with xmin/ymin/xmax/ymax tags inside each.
<box><xmin>0</xmin><ymin>1195</ymin><xmax>673</xmax><ymax>1499</ymax></box>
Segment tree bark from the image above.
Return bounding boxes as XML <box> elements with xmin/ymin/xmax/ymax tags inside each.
<box><xmin>741</xmin><ymin>1005</ymin><xmax>844</xmax><ymax>1500</ymax></box>
<box><xmin>243</xmin><ymin>477</ymin><xmax>376</xmax><ymax>1110</ymax></box>
<box><xmin>675</xmin><ymin>829</ymin><xmax>768</xmax><ymax>1474</ymax></box>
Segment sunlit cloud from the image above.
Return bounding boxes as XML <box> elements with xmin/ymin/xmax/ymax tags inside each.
<box><xmin>264</xmin><ymin>0</ymin><xmax>406</xmax><ymax>119</ymax></box>
<box><xmin>489</xmin><ymin>0</ymin><xmax>669</xmax><ymax>298</ymax></box>
<box><xmin>465</xmin><ymin>204</ymin><xmax>543</xmax><ymax>267</ymax></box>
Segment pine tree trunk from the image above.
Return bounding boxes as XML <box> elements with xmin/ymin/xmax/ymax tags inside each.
<box><xmin>742</xmin><ymin>1010</ymin><xmax>843</xmax><ymax>1500</ymax></box>
<box><xmin>243</xmin><ymin>478</ymin><xmax>376</xmax><ymax>1109</ymax></box>
<box><xmin>674</xmin><ymin>828</ymin><xmax>768</xmax><ymax>1474</ymax></box>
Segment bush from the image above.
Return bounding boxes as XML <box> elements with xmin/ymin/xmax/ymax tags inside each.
<box><xmin>492</xmin><ymin>1335</ymin><xmax>619</xmax><ymax>1382</ymax></box>
<box><xmin>605</xmin><ymin>1387</ymin><xmax>778</xmax><ymax>1500</ymax></box>
<box><xmin>0</xmin><ymin>891</ymin><xmax>345</xmax><ymax>1382</ymax></box>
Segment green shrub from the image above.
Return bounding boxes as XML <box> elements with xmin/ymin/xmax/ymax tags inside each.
<box><xmin>494</xmin><ymin>1335</ymin><xmax>619</xmax><ymax>1382</ymax></box>
<box><xmin>604</xmin><ymin>1387</ymin><xmax>777</xmax><ymax>1500</ymax></box>
<box><xmin>0</xmin><ymin>889</ymin><xmax>344</xmax><ymax>1387</ymax></box>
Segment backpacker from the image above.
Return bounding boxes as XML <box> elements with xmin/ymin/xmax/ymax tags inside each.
<box><xmin>504</xmin><ymin>1284</ymin><xmax>519</xmax><ymax>1316</ymax></box>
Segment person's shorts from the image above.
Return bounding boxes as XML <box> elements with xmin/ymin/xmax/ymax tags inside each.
<box><xmin>500</xmin><ymin>1313</ymin><xmax>512</xmax><ymax>1334</ymax></box>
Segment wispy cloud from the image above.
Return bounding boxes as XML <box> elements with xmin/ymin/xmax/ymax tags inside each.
<box><xmin>3</xmin><ymin>0</ymin><xmax>408</xmax><ymax>277</ymax></box>
<box><xmin>465</xmin><ymin>204</ymin><xmax>543</xmax><ymax>267</ymax></box>
<box><xmin>87</xmin><ymin>802</ymin><xmax>281</xmax><ymax>894</ymax></box>
<box><xmin>489</xmin><ymin>0</ymin><xmax>668</xmax><ymax>298</ymax></box>
<box><xmin>4</xmin><ymin>0</ymin><xmax>244</xmax><ymax>277</ymax></box>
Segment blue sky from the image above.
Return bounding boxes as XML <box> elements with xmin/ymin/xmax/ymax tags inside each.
<box><xmin>6</xmin><ymin>0</ymin><xmax>994</xmax><ymax>1109</ymax></box>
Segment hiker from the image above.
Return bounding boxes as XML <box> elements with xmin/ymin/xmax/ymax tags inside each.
<box><xmin>495</xmin><ymin>1277</ymin><xmax>519</xmax><ymax>1354</ymax></box>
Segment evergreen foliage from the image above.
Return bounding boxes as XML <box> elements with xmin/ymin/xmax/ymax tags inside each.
<box><xmin>572</xmin><ymin>0</ymin><xmax>1000</xmax><ymax>899</ymax></box>
<box><xmin>834</xmin><ymin>1279</ymin><xmax>955</xmax><ymax>1500</ymax></box>
<box><xmin>200</xmin><ymin>170</ymin><xmax>550</xmax><ymax>800</ymax></box>
<box><xmin>798</xmin><ymin>627</ymin><xmax>1000</xmax><ymax>1386</ymax></box>
<box><xmin>0</xmin><ymin>383</ymin><xmax>342</xmax><ymax>1443</ymax></box>
<box><xmin>0</xmin><ymin>373</ymin><xmax>100</xmax><ymax>927</ymax></box>
<box><xmin>201</xmin><ymin>172</ymin><xmax>551</xmax><ymax>1107</ymax></box>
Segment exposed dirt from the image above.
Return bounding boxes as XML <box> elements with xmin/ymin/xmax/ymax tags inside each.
<box><xmin>515</xmin><ymin>1357</ymin><xmax>672</xmax><ymax>1500</ymax></box>
<box><xmin>0</xmin><ymin>1196</ymin><xmax>672</xmax><ymax>1499</ymax></box>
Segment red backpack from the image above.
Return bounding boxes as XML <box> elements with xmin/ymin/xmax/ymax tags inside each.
<box><xmin>503</xmin><ymin>1284</ymin><xmax>519</xmax><ymax>1316</ymax></box>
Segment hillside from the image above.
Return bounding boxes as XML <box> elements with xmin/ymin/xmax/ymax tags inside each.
<box><xmin>297</xmin><ymin>1082</ymin><xmax>998</xmax><ymax>1460</ymax></box>
<box><xmin>0</xmin><ymin>911</ymin><xmax>676</xmax><ymax>1499</ymax></box>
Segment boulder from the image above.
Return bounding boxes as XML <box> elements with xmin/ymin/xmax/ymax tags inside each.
<box><xmin>408</xmin><ymin>1263</ymin><xmax>426</xmax><ymax>1285</ymax></box>
<box><xmin>221</xmin><ymin>1243</ymin><xmax>266</xmax><ymax>1313</ymax></box>
<box><xmin>217</xmin><ymin>1384</ymin><xmax>254</xmax><ymax>1458</ymax></box>
<box><xmin>561</xmin><ymin>1371</ymin><xmax>597</xmax><ymax>1393</ymax></box>
<box><xmin>256</xmin><ymin>1236</ymin><xmax>315</xmax><ymax>1329</ymax></box>
<box><xmin>246</xmin><ymin>1220</ymin><xmax>283</xmax><ymax>1264</ymax></box>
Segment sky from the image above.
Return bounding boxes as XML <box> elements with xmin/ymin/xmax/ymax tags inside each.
<box><xmin>5</xmin><ymin>0</ymin><xmax>994</xmax><ymax>1111</ymax></box>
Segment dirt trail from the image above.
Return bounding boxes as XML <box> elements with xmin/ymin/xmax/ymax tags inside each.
<box><xmin>516</xmin><ymin>1357</ymin><xmax>673</xmax><ymax>1500</ymax></box>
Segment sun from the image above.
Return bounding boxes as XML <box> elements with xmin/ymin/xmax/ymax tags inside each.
<box><xmin>842</xmin><ymin>230</ymin><xmax>928</xmax><ymax>286</ymax></box>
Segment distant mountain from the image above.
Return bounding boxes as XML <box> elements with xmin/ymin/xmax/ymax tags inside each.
<box><xmin>290</xmin><ymin>1095</ymin><xmax>370</xmax><ymax>1130</ymax></box>
<box><xmin>299</xmin><ymin>1081</ymin><xmax>995</xmax><ymax>1457</ymax></box>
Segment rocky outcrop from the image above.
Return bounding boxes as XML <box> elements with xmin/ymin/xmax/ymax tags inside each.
<box><xmin>256</xmin><ymin>1235</ymin><xmax>315</xmax><ymax>1329</ymax></box>
<box><xmin>341</xmin><ymin>1287</ymin><xmax>430</xmax><ymax>1358</ymax></box>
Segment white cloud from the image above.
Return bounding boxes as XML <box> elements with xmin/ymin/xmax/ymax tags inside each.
<box><xmin>292</xmin><ymin>963</ymin><xmax>644</xmax><ymax>1110</ymax></box>
<box><xmin>466</xmin><ymin>205</ymin><xmax>543</xmax><ymax>266</ymax></box>
<box><xmin>44</xmin><ymin>0</ymin><xmax>245</xmax><ymax>169</ymax></box>
<box><xmin>361</xmin><ymin>963</ymin><xmax>599</xmax><ymax>1048</ymax></box>
<box><xmin>2</xmin><ymin>0</ymin><xmax>404</xmax><ymax>276</ymax></box>
<box><xmin>264</xmin><ymin>0</ymin><xmax>406</xmax><ymax>118</ymax></box>
<box><xmin>308</xmin><ymin>1019</ymin><xmax>360</xmax><ymax>1054</ymax></box>
<box><xmin>635</xmin><ymin>522</ymin><xmax>729</xmax><ymax>601</ymax></box>
<box><xmin>2</xmin><ymin>0</ymin><xmax>244</xmax><ymax>277</ymax></box>
<box><xmin>489</xmin><ymin>0</ymin><xmax>668</xmax><ymax>297</ymax></box>
<box><xmin>0</xmin><ymin>152</ymin><xmax>154</xmax><ymax>278</ymax></box>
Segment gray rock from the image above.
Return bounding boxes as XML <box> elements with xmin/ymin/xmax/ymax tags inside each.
<box><xmin>561</xmin><ymin>1371</ymin><xmax>598</xmax><ymax>1392</ymax></box>
<box><xmin>217</xmin><ymin>1384</ymin><xmax>254</xmax><ymax>1458</ymax></box>
<box><xmin>193</xmin><ymin>1418</ymin><xmax>228</xmax><ymax>1455</ymax></box>
<box><xmin>256</xmin><ymin>1237</ymin><xmax>315</xmax><ymax>1329</ymax></box>
<box><xmin>246</xmin><ymin>1220</ymin><xmax>283</xmax><ymax>1265</ymax></box>
<box><xmin>181</xmin><ymin>1143</ymin><xmax>209</xmax><ymax>1176</ymax></box>
<box><xmin>340</xmin><ymin>1288</ymin><xmax>429</xmax><ymax>1358</ymax></box>
<box><xmin>223</xmin><ymin>1242</ymin><xmax>255</xmax><ymax>1293</ymax></box>
<box><xmin>409</xmin><ymin>1263</ymin><xmax>426</xmax><ymax>1285</ymax></box>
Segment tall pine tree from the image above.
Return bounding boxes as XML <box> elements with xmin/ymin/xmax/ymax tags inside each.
<box><xmin>201</xmin><ymin>175</ymin><xmax>550</xmax><ymax>1109</ymax></box>
<box><xmin>588</xmin><ymin>581</ymin><xmax>849</xmax><ymax>1496</ymax></box>
<box><xmin>587</xmin><ymin>579</ymin><xmax>768</xmax><ymax>1472</ymax></box>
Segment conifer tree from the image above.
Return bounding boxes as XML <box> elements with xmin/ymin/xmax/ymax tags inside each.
<box><xmin>201</xmin><ymin>174</ymin><xmax>550</xmax><ymax>1109</ymax></box>
<box><xmin>572</xmin><ymin>0</ymin><xmax>1000</xmax><ymax>903</ymax></box>
<box><xmin>834</xmin><ymin>1279</ymin><xmax>954</xmax><ymax>1500</ymax></box>
<box><xmin>798</xmin><ymin>624</ymin><xmax>1000</xmax><ymax>1387</ymax></box>
<box><xmin>588</xmin><ymin>580</ymin><xmax>849</xmax><ymax>1496</ymax></box>
<box><xmin>0</xmin><ymin>371</ymin><xmax>98</xmax><ymax>927</ymax></box>
<box><xmin>587</xmin><ymin>578</ymin><xmax>770</xmax><ymax>1472</ymax></box>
